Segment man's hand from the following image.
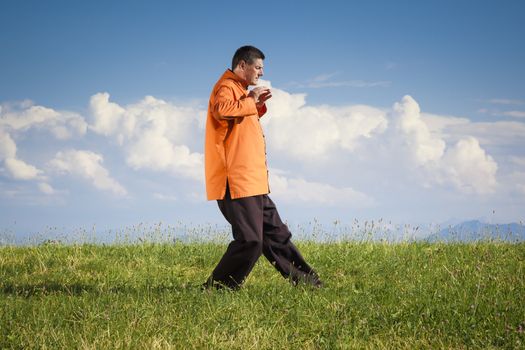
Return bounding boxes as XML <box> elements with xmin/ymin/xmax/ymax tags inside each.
<box><xmin>249</xmin><ymin>87</ymin><xmax>272</xmax><ymax>108</ymax></box>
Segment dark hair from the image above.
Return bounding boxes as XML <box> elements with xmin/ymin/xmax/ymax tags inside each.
<box><xmin>231</xmin><ymin>45</ymin><xmax>265</xmax><ymax>70</ymax></box>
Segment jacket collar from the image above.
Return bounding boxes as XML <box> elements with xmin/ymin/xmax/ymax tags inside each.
<box><xmin>221</xmin><ymin>69</ymin><xmax>249</xmax><ymax>89</ymax></box>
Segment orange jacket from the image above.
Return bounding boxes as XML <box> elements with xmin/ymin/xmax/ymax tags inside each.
<box><xmin>205</xmin><ymin>69</ymin><xmax>270</xmax><ymax>200</ymax></box>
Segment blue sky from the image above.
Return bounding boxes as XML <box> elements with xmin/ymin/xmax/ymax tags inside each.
<box><xmin>1</xmin><ymin>0</ymin><xmax>524</xmax><ymax>238</ymax></box>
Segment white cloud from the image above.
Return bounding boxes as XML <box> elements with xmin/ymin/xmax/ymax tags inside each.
<box><xmin>289</xmin><ymin>73</ymin><xmax>391</xmax><ymax>88</ymax></box>
<box><xmin>0</xmin><ymin>128</ymin><xmax>17</xmax><ymax>160</ymax></box>
<box><xmin>390</xmin><ymin>96</ymin><xmax>498</xmax><ymax>194</ymax></box>
<box><xmin>262</xmin><ymin>81</ymin><xmax>388</xmax><ymax>158</ymax></box>
<box><xmin>261</xmin><ymin>86</ymin><xmax>499</xmax><ymax>195</ymax></box>
<box><xmin>1</xmin><ymin>127</ymin><xmax>45</xmax><ymax>180</ymax></box>
<box><xmin>89</xmin><ymin>92</ymin><xmax>204</xmax><ymax>180</ymax></box>
<box><xmin>420</xmin><ymin>113</ymin><xmax>470</xmax><ymax>135</ymax></box>
<box><xmin>488</xmin><ymin>98</ymin><xmax>524</xmax><ymax>105</ymax></box>
<box><xmin>38</xmin><ymin>182</ymin><xmax>55</xmax><ymax>195</ymax></box>
<box><xmin>440</xmin><ymin>137</ymin><xmax>498</xmax><ymax>194</ymax></box>
<box><xmin>269</xmin><ymin>171</ymin><xmax>375</xmax><ymax>207</ymax></box>
<box><xmin>312</xmin><ymin>72</ymin><xmax>339</xmax><ymax>82</ymax></box>
<box><xmin>49</xmin><ymin>149</ymin><xmax>127</xmax><ymax>196</ymax></box>
<box><xmin>126</xmin><ymin>134</ymin><xmax>203</xmax><ymax>179</ymax></box>
<box><xmin>2</xmin><ymin>85</ymin><xmax>522</xmax><ymax>224</ymax></box>
<box><xmin>475</xmin><ymin>106</ymin><xmax>525</xmax><ymax>120</ymax></box>
<box><xmin>392</xmin><ymin>95</ymin><xmax>446</xmax><ymax>164</ymax></box>
<box><xmin>440</xmin><ymin>120</ymin><xmax>525</xmax><ymax>146</ymax></box>
<box><xmin>153</xmin><ymin>192</ymin><xmax>177</xmax><ymax>201</ymax></box>
<box><xmin>502</xmin><ymin>110</ymin><xmax>525</xmax><ymax>118</ymax></box>
<box><xmin>303</xmin><ymin>80</ymin><xmax>391</xmax><ymax>88</ymax></box>
<box><xmin>89</xmin><ymin>92</ymin><xmax>127</xmax><ymax>139</ymax></box>
<box><xmin>4</xmin><ymin>157</ymin><xmax>43</xmax><ymax>180</ymax></box>
<box><xmin>0</xmin><ymin>101</ymin><xmax>89</xmax><ymax>183</ymax></box>
<box><xmin>0</xmin><ymin>182</ymin><xmax>65</xmax><ymax>206</ymax></box>
<box><xmin>0</xmin><ymin>102</ymin><xmax>87</xmax><ymax>139</ymax></box>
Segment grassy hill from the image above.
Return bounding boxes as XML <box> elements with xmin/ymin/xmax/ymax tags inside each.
<box><xmin>1</xmin><ymin>241</ymin><xmax>524</xmax><ymax>349</ymax></box>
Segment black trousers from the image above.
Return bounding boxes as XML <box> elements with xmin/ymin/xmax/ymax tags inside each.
<box><xmin>209</xmin><ymin>183</ymin><xmax>318</xmax><ymax>289</ymax></box>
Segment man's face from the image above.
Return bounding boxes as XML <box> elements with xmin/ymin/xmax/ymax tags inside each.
<box><xmin>242</xmin><ymin>58</ymin><xmax>264</xmax><ymax>86</ymax></box>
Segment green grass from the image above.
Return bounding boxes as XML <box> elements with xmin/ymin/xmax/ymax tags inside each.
<box><xmin>1</xmin><ymin>241</ymin><xmax>524</xmax><ymax>349</ymax></box>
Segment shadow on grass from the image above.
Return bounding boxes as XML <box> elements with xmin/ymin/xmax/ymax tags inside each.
<box><xmin>1</xmin><ymin>281</ymin><xmax>196</xmax><ymax>297</ymax></box>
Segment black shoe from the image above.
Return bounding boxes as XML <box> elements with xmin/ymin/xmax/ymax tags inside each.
<box><xmin>291</xmin><ymin>272</ymin><xmax>323</xmax><ymax>288</ymax></box>
<box><xmin>201</xmin><ymin>277</ymin><xmax>238</xmax><ymax>291</ymax></box>
<box><xmin>312</xmin><ymin>278</ymin><xmax>324</xmax><ymax>288</ymax></box>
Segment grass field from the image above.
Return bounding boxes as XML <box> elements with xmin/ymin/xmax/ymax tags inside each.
<box><xmin>1</xmin><ymin>240</ymin><xmax>524</xmax><ymax>349</ymax></box>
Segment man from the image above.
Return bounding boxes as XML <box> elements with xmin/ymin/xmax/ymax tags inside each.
<box><xmin>203</xmin><ymin>45</ymin><xmax>322</xmax><ymax>290</ymax></box>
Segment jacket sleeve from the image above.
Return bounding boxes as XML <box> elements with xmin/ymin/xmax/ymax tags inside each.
<box><xmin>212</xmin><ymin>85</ymin><xmax>258</xmax><ymax>120</ymax></box>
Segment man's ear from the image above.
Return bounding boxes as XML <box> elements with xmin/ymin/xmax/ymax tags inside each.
<box><xmin>238</xmin><ymin>60</ymin><xmax>246</xmax><ymax>70</ymax></box>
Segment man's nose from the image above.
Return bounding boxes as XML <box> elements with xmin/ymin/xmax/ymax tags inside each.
<box><xmin>259</xmin><ymin>68</ymin><xmax>264</xmax><ymax>76</ymax></box>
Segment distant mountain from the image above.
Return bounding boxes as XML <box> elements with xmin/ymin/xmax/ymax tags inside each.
<box><xmin>425</xmin><ymin>220</ymin><xmax>525</xmax><ymax>242</ymax></box>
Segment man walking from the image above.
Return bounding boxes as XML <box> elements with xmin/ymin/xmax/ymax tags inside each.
<box><xmin>203</xmin><ymin>45</ymin><xmax>322</xmax><ymax>290</ymax></box>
